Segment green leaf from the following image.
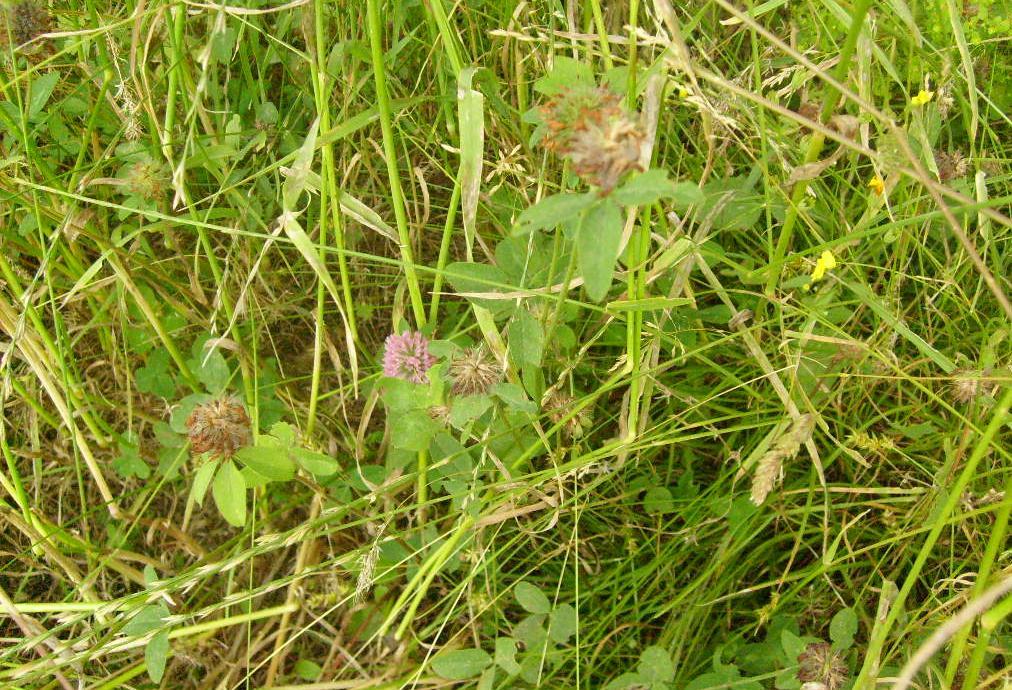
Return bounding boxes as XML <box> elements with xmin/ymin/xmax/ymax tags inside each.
<box><xmin>780</xmin><ymin>628</ymin><xmax>806</xmax><ymax>662</ymax></box>
<box><xmin>113</xmin><ymin>441</ymin><xmax>150</xmax><ymax>480</ymax></box>
<box><xmin>190</xmin><ymin>459</ymin><xmax>217</xmax><ymax>507</ymax></box>
<box><xmin>431</xmin><ymin>648</ymin><xmax>493</xmax><ymax>680</ymax></box>
<box><xmin>685</xmin><ymin>669</ymin><xmax>747</xmax><ymax>690</ymax></box>
<box><xmin>494</xmin><ymin>382</ymin><xmax>537</xmax><ymax>414</ymax></box>
<box><xmin>280</xmin><ymin>214</ymin><xmax>356</xmax><ymax>372</ymax></box>
<box><xmin>514</xmin><ymin>581</ymin><xmax>551</xmax><ymax>614</ymax></box>
<box><xmin>282</xmin><ymin>117</ymin><xmax>320</xmax><ymax>209</ymax></box>
<box><xmin>268</xmin><ymin>421</ymin><xmax>297</xmax><ymax>447</ymax></box>
<box><xmin>390</xmin><ymin>410</ymin><xmax>440</xmax><ymax>452</ymax></box>
<box><xmin>829</xmin><ymin>607</ymin><xmax>858</xmax><ymax>651</ymax></box>
<box><xmin>638</xmin><ymin>645</ymin><xmax>675</xmax><ymax>683</ymax></box>
<box><xmin>512</xmin><ymin>613</ymin><xmax>547</xmax><ymax>650</ymax></box>
<box><xmin>135</xmin><ymin>349</ymin><xmax>175</xmax><ymax>398</ymax></box>
<box><xmin>698</xmin><ymin>175</ymin><xmax>763</xmax><ymax>231</ymax></box>
<box><xmin>240</xmin><ymin>464</ymin><xmax>273</xmax><ymax>488</ymax></box>
<box><xmin>534</xmin><ymin>56</ymin><xmax>595</xmax><ymax>95</ymax></box>
<box><xmin>643</xmin><ymin>487</ymin><xmax>675</xmax><ymax>515</ymax></box>
<box><xmin>576</xmin><ymin>199</ymin><xmax>623</xmax><ymax>302</ymax></box>
<box><xmin>445</xmin><ymin>261</ymin><xmax>514</xmax><ymax>316</ymax></box>
<box><xmin>477</xmin><ymin>667</ymin><xmax>496</xmax><ymax>690</ymax></box>
<box><xmin>29</xmin><ymin>72</ymin><xmax>61</xmax><ymax>120</ymax></box>
<box><xmin>458</xmin><ymin>67</ymin><xmax>484</xmax><ymax>253</ymax></box>
<box><xmin>234</xmin><ymin>445</ymin><xmax>295</xmax><ymax>482</ymax></box>
<box><xmin>604</xmin><ymin>672</ymin><xmax>648</xmax><ymax>690</ymax></box>
<box><xmin>670</xmin><ymin>181</ymin><xmax>706</xmax><ymax>209</ymax></box>
<box><xmin>383</xmin><ymin>376</ymin><xmax>436</xmax><ymax>412</ymax></box>
<box><xmin>146</xmin><ymin>630</ymin><xmax>169</xmax><ymax>683</ymax></box>
<box><xmin>548</xmin><ymin>603</ymin><xmax>577</xmax><ymax>643</ymax></box>
<box><xmin>212</xmin><ymin>460</ymin><xmax>246</xmax><ymax>527</ymax></box>
<box><xmin>494</xmin><ymin>637</ymin><xmax>522</xmax><ymax>676</ymax></box>
<box><xmin>154</xmin><ymin>421</ymin><xmax>184</xmax><ymax>448</ymax></box>
<box><xmin>294</xmin><ymin>659</ymin><xmax>322</xmax><ymax>681</ymax></box>
<box><xmin>776</xmin><ymin>666</ymin><xmax>802</xmax><ymax>690</ymax></box>
<box><xmin>122</xmin><ymin>603</ymin><xmax>169</xmax><ymax>636</ymax></box>
<box><xmin>449</xmin><ymin>394</ymin><xmax>492</xmax><ymax>429</ymax></box>
<box><xmin>190</xmin><ymin>346</ymin><xmax>230</xmax><ymax>394</ymax></box>
<box><xmin>605</xmin><ymin>296</ymin><xmax>693</xmax><ymax>313</ymax></box>
<box><xmin>170</xmin><ymin>393</ymin><xmax>213</xmax><ymax>434</ymax></box>
<box><xmin>508</xmin><ymin>309</ymin><xmax>543</xmax><ymax>366</ymax></box>
<box><xmin>291</xmin><ymin>447</ymin><xmax>340</xmax><ymax>477</ymax></box>
<box><xmin>514</xmin><ymin>192</ymin><xmax>597</xmax><ymax>235</ymax></box>
<box><xmin>611</xmin><ymin>169</ymin><xmax>685</xmax><ymax>206</ymax></box>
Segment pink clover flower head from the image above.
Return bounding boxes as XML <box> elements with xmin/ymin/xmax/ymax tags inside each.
<box><xmin>383</xmin><ymin>331</ymin><xmax>436</xmax><ymax>384</ymax></box>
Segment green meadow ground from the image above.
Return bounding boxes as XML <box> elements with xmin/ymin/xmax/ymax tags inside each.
<box><xmin>0</xmin><ymin>0</ymin><xmax>1010</xmax><ymax>688</ymax></box>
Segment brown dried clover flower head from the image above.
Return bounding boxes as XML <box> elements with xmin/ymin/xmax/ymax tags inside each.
<box><xmin>538</xmin><ymin>85</ymin><xmax>645</xmax><ymax>192</ymax></box>
<box><xmin>449</xmin><ymin>345</ymin><xmax>501</xmax><ymax>397</ymax></box>
<box><xmin>797</xmin><ymin>642</ymin><xmax>848</xmax><ymax>690</ymax></box>
<box><xmin>542</xmin><ymin>389</ymin><xmax>592</xmax><ymax>438</ymax></box>
<box><xmin>186</xmin><ymin>397</ymin><xmax>251</xmax><ymax>457</ymax></box>
<box><xmin>427</xmin><ymin>404</ymin><xmax>452</xmax><ymax>426</ymax></box>
<box><xmin>935</xmin><ymin>150</ymin><xmax>970</xmax><ymax>182</ymax></box>
<box><xmin>125</xmin><ymin>157</ymin><xmax>170</xmax><ymax>200</ymax></box>
<box><xmin>950</xmin><ymin>368</ymin><xmax>988</xmax><ymax>404</ymax></box>
<box><xmin>1</xmin><ymin>1</ymin><xmax>52</xmax><ymax>48</ymax></box>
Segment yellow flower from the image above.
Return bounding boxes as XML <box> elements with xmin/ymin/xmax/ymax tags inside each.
<box><xmin>911</xmin><ymin>89</ymin><xmax>934</xmax><ymax>106</ymax></box>
<box><xmin>868</xmin><ymin>175</ymin><xmax>885</xmax><ymax>196</ymax></box>
<box><xmin>809</xmin><ymin>250</ymin><xmax>837</xmax><ymax>283</ymax></box>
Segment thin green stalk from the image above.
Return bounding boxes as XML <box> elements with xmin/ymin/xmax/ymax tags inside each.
<box><xmin>307</xmin><ymin>0</ymin><xmax>357</xmax><ymax>435</ymax></box>
<box><xmin>623</xmin><ymin>0</ymin><xmax>649</xmax><ymax>437</ymax></box>
<box><xmin>366</xmin><ymin>0</ymin><xmax>427</xmax><ymax>329</ymax></box>
<box><xmin>944</xmin><ymin>463</ymin><xmax>1012</xmax><ymax>688</ymax></box>
<box><xmin>853</xmin><ymin>386</ymin><xmax>1012</xmax><ymax>690</ymax></box>
<box><xmin>162</xmin><ymin>2</ymin><xmax>185</xmax><ymax>159</ymax></box>
<box><xmin>625</xmin><ymin>207</ymin><xmax>651</xmax><ymax>439</ymax></box>
<box><xmin>588</xmin><ymin>0</ymin><xmax>614</xmax><ymax>70</ymax></box>
<box><xmin>546</xmin><ymin>243</ymin><xmax>579</xmax><ymax>342</ymax></box>
<box><xmin>423</xmin><ymin>0</ymin><xmax>465</xmax><ymax>74</ymax></box>
<box><xmin>428</xmin><ymin>179</ymin><xmax>461</xmax><ymax>323</ymax></box>
<box><xmin>0</xmin><ymin>433</ymin><xmax>36</xmax><ymax>534</ymax></box>
<box><xmin>764</xmin><ymin>0</ymin><xmax>873</xmax><ymax>296</ymax></box>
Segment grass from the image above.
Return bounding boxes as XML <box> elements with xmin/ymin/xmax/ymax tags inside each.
<box><xmin>0</xmin><ymin>0</ymin><xmax>1010</xmax><ymax>688</ymax></box>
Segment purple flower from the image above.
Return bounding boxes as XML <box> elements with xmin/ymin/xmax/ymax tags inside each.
<box><xmin>383</xmin><ymin>331</ymin><xmax>436</xmax><ymax>384</ymax></box>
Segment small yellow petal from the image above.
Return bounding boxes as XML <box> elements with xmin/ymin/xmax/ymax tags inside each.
<box><xmin>868</xmin><ymin>175</ymin><xmax>885</xmax><ymax>195</ymax></box>
<box><xmin>809</xmin><ymin>251</ymin><xmax>837</xmax><ymax>284</ymax></box>
<box><xmin>911</xmin><ymin>89</ymin><xmax>934</xmax><ymax>106</ymax></box>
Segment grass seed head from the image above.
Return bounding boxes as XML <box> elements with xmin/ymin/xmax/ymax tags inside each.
<box><xmin>186</xmin><ymin>397</ymin><xmax>251</xmax><ymax>458</ymax></box>
<box><xmin>848</xmin><ymin>430</ymin><xmax>895</xmax><ymax>455</ymax></box>
<box><xmin>751</xmin><ymin>414</ymin><xmax>815</xmax><ymax>505</ymax></box>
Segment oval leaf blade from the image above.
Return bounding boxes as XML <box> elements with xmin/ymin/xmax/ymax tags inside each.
<box><xmin>212</xmin><ymin>460</ymin><xmax>246</xmax><ymax>527</ymax></box>
<box><xmin>234</xmin><ymin>445</ymin><xmax>295</xmax><ymax>482</ymax></box>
